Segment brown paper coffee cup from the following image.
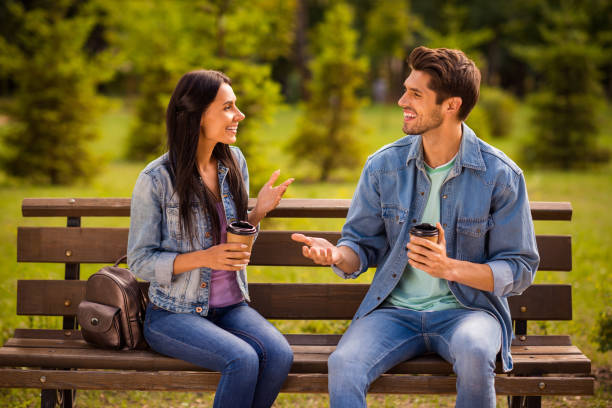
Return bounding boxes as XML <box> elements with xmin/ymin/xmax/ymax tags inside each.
<box><xmin>226</xmin><ymin>221</ymin><xmax>257</xmax><ymax>252</ymax></box>
<box><xmin>409</xmin><ymin>223</ymin><xmax>439</xmax><ymax>243</ymax></box>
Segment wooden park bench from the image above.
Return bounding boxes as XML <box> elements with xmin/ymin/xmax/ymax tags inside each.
<box><xmin>0</xmin><ymin>198</ymin><xmax>594</xmax><ymax>407</ymax></box>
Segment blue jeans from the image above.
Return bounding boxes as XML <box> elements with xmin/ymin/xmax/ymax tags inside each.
<box><xmin>144</xmin><ymin>301</ymin><xmax>293</xmax><ymax>408</ymax></box>
<box><xmin>328</xmin><ymin>307</ymin><xmax>502</xmax><ymax>408</ymax></box>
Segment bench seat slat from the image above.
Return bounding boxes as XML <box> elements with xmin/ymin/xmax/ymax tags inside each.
<box><xmin>17</xmin><ymin>227</ymin><xmax>571</xmax><ymax>270</ymax></box>
<box><xmin>22</xmin><ymin>198</ymin><xmax>572</xmax><ymax>221</ymax></box>
<box><xmin>0</xmin><ymin>344</ymin><xmax>591</xmax><ymax>375</ymax></box>
<box><xmin>0</xmin><ymin>369</ymin><xmax>593</xmax><ymax>395</ymax></box>
<box><xmin>3</xmin><ymin>337</ymin><xmax>585</xmax><ymax>357</ymax></box>
<box><xmin>17</xmin><ymin>281</ymin><xmax>573</xmax><ymax>321</ymax></box>
<box><xmin>10</xmin><ymin>329</ymin><xmax>574</xmax><ymax>347</ymax></box>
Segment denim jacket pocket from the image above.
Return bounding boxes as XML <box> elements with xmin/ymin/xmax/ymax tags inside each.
<box><xmin>382</xmin><ymin>206</ymin><xmax>408</xmax><ymax>240</ymax></box>
<box><xmin>456</xmin><ymin>216</ymin><xmax>494</xmax><ymax>262</ymax></box>
<box><xmin>166</xmin><ymin>206</ymin><xmax>183</xmax><ymax>241</ymax></box>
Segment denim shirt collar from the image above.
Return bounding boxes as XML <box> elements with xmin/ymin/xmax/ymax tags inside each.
<box><xmin>405</xmin><ymin>122</ymin><xmax>487</xmax><ymax>174</ymax></box>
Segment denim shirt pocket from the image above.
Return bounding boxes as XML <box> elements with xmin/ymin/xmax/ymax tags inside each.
<box><xmin>382</xmin><ymin>205</ymin><xmax>409</xmax><ymax>241</ymax></box>
<box><xmin>456</xmin><ymin>216</ymin><xmax>494</xmax><ymax>263</ymax></box>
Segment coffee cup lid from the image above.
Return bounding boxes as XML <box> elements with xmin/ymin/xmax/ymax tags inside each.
<box><xmin>409</xmin><ymin>223</ymin><xmax>438</xmax><ymax>237</ymax></box>
<box><xmin>227</xmin><ymin>221</ymin><xmax>257</xmax><ymax>235</ymax></box>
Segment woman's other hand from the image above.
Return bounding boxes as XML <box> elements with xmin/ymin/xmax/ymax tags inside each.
<box><xmin>250</xmin><ymin>170</ymin><xmax>294</xmax><ymax>224</ymax></box>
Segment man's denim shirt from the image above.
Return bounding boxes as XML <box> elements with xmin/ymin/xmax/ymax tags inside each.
<box><xmin>127</xmin><ymin>146</ymin><xmax>252</xmax><ymax>317</ymax></box>
<box><xmin>332</xmin><ymin>123</ymin><xmax>539</xmax><ymax>372</ymax></box>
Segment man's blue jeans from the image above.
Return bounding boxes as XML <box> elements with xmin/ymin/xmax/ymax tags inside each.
<box><xmin>328</xmin><ymin>307</ymin><xmax>502</xmax><ymax>408</ymax></box>
<box><xmin>144</xmin><ymin>301</ymin><xmax>293</xmax><ymax>408</ymax></box>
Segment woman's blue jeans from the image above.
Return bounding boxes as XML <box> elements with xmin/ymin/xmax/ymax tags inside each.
<box><xmin>328</xmin><ymin>307</ymin><xmax>502</xmax><ymax>408</ymax></box>
<box><xmin>144</xmin><ymin>301</ymin><xmax>293</xmax><ymax>408</ymax></box>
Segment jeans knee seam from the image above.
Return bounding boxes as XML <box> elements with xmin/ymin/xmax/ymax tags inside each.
<box><xmin>367</xmin><ymin>333</ymin><xmax>423</xmax><ymax>378</ymax></box>
<box><xmin>428</xmin><ymin>333</ymin><xmax>454</xmax><ymax>362</ymax></box>
<box><xmin>226</xmin><ymin>328</ymin><xmax>267</xmax><ymax>366</ymax></box>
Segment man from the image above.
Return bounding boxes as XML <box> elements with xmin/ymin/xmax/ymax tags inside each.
<box><xmin>291</xmin><ymin>46</ymin><xmax>539</xmax><ymax>407</ymax></box>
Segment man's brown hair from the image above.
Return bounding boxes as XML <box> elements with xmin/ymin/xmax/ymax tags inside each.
<box><xmin>408</xmin><ymin>46</ymin><xmax>481</xmax><ymax>121</ymax></box>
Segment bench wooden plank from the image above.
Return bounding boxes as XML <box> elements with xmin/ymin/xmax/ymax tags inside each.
<box><xmin>0</xmin><ymin>369</ymin><xmax>593</xmax><ymax>395</ymax></box>
<box><xmin>0</xmin><ymin>344</ymin><xmax>591</xmax><ymax>375</ymax></box>
<box><xmin>4</xmin><ymin>337</ymin><xmax>585</xmax><ymax>358</ymax></box>
<box><xmin>10</xmin><ymin>329</ymin><xmax>574</xmax><ymax>347</ymax></box>
<box><xmin>16</xmin><ymin>281</ymin><xmax>572</xmax><ymax>321</ymax></box>
<box><xmin>22</xmin><ymin>198</ymin><xmax>572</xmax><ymax>221</ymax></box>
<box><xmin>17</xmin><ymin>227</ymin><xmax>572</xmax><ymax>271</ymax></box>
<box><xmin>0</xmin><ymin>368</ymin><xmax>594</xmax><ymax>395</ymax></box>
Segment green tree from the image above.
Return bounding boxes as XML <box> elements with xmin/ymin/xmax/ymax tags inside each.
<box><xmin>190</xmin><ymin>0</ymin><xmax>294</xmax><ymax>188</ymax></box>
<box><xmin>115</xmin><ymin>0</ymin><xmax>294</xmax><ymax>188</ymax></box>
<box><xmin>363</xmin><ymin>0</ymin><xmax>421</xmax><ymax>103</ymax></box>
<box><xmin>516</xmin><ymin>0</ymin><xmax>609</xmax><ymax>168</ymax></box>
<box><xmin>423</xmin><ymin>1</ymin><xmax>493</xmax><ymax>69</ymax></box>
<box><xmin>287</xmin><ymin>2</ymin><xmax>368</xmax><ymax>182</ymax></box>
<box><xmin>109</xmin><ymin>1</ymin><xmax>194</xmax><ymax>161</ymax></box>
<box><xmin>0</xmin><ymin>1</ymin><xmax>113</xmax><ymax>184</ymax></box>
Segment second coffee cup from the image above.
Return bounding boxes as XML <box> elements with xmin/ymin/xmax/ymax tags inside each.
<box><xmin>226</xmin><ymin>221</ymin><xmax>257</xmax><ymax>252</ymax></box>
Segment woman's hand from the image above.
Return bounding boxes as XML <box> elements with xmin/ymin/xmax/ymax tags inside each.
<box><xmin>172</xmin><ymin>243</ymin><xmax>251</xmax><ymax>274</ymax></box>
<box><xmin>202</xmin><ymin>243</ymin><xmax>251</xmax><ymax>271</ymax></box>
<box><xmin>250</xmin><ymin>170</ymin><xmax>294</xmax><ymax>225</ymax></box>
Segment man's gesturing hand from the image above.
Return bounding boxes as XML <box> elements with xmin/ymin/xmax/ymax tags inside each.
<box><xmin>291</xmin><ymin>233</ymin><xmax>343</xmax><ymax>266</ymax></box>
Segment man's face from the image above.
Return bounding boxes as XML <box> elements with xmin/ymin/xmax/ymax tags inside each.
<box><xmin>397</xmin><ymin>70</ymin><xmax>444</xmax><ymax>135</ymax></box>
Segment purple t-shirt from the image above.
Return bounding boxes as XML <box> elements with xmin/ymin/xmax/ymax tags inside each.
<box><xmin>209</xmin><ymin>202</ymin><xmax>244</xmax><ymax>308</ymax></box>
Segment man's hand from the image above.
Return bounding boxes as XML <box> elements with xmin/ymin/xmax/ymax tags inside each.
<box><xmin>291</xmin><ymin>233</ymin><xmax>343</xmax><ymax>265</ymax></box>
<box><xmin>406</xmin><ymin>222</ymin><xmax>494</xmax><ymax>291</ymax></box>
<box><xmin>406</xmin><ymin>222</ymin><xmax>456</xmax><ymax>279</ymax></box>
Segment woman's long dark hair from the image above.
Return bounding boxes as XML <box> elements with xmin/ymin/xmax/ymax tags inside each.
<box><xmin>166</xmin><ymin>70</ymin><xmax>248</xmax><ymax>246</ymax></box>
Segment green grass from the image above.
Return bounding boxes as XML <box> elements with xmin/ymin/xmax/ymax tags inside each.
<box><xmin>0</xmin><ymin>99</ymin><xmax>610</xmax><ymax>407</ymax></box>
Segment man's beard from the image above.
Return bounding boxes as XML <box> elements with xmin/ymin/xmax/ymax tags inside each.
<box><xmin>402</xmin><ymin>107</ymin><xmax>444</xmax><ymax>135</ymax></box>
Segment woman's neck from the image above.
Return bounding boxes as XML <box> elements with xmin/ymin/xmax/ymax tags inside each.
<box><xmin>196</xmin><ymin>137</ymin><xmax>217</xmax><ymax>173</ymax></box>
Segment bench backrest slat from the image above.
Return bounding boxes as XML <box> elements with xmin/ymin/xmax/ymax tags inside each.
<box><xmin>17</xmin><ymin>227</ymin><xmax>571</xmax><ymax>271</ymax></box>
<box><xmin>17</xmin><ymin>280</ymin><xmax>572</xmax><ymax>321</ymax></box>
<box><xmin>22</xmin><ymin>198</ymin><xmax>572</xmax><ymax>221</ymax></box>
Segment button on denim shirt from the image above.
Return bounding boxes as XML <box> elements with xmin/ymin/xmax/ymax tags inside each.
<box><xmin>332</xmin><ymin>123</ymin><xmax>539</xmax><ymax>372</ymax></box>
<box><xmin>127</xmin><ymin>146</ymin><xmax>252</xmax><ymax>316</ymax></box>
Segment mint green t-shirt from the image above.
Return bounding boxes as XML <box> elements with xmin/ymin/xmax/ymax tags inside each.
<box><xmin>384</xmin><ymin>156</ymin><xmax>462</xmax><ymax>311</ymax></box>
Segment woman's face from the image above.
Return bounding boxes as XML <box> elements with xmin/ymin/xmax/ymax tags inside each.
<box><xmin>200</xmin><ymin>83</ymin><xmax>245</xmax><ymax>145</ymax></box>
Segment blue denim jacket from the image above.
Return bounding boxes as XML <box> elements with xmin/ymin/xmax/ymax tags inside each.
<box><xmin>333</xmin><ymin>123</ymin><xmax>539</xmax><ymax>372</ymax></box>
<box><xmin>127</xmin><ymin>146</ymin><xmax>252</xmax><ymax>316</ymax></box>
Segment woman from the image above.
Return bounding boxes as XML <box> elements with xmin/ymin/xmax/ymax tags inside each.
<box><xmin>127</xmin><ymin>69</ymin><xmax>294</xmax><ymax>408</ymax></box>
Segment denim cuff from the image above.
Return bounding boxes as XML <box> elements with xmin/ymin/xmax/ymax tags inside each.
<box><xmin>155</xmin><ymin>251</ymin><xmax>179</xmax><ymax>286</ymax></box>
<box><xmin>331</xmin><ymin>242</ymin><xmax>366</xmax><ymax>279</ymax></box>
<box><xmin>489</xmin><ymin>259</ymin><xmax>514</xmax><ymax>297</ymax></box>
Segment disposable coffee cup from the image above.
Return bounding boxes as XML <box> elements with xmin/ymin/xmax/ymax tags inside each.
<box><xmin>226</xmin><ymin>221</ymin><xmax>257</xmax><ymax>252</ymax></box>
<box><xmin>409</xmin><ymin>223</ymin><xmax>439</xmax><ymax>243</ymax></box>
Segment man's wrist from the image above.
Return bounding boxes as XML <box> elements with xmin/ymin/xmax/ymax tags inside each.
<box><xmin>445</xmin><ymin>259</ymin><xmax>461</xmax><ymax>282</ymax></box>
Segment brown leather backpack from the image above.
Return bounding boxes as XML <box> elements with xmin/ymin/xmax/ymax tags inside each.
<box><xmin>77</xmin><ymin>256</ymin><xmax>149</xmax><ymax>350</ymax></box>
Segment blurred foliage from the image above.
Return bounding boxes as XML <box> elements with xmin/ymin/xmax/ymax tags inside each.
<box><xmin>363</xmin><ymin>0</ymin><xmax>422</xmax><ymax>102</ymax></box>
<box><xmin>0</xmin><ymin>0</ymin><xmax>115</xmax><ymax>184</ymax></box>
<box><xmin>106</xmin><ymin>0</ymin><xmax>193</xmax><ymax>162</ymax></box>
<box><xmin>422</xmin><ymin>1</ymin><xmax>493</xmax><ymax>71</ymax></box>
<box><xmin>110</xmin><ymin>0</ymin><xmax>294</xmax><ymax>188</ymax></box>
<box><xmin>0</xmin><ymin>0</ymin><xmax>611</xmax><ymax>181</ymax></box>
<box><xmin>516</xmin><ymin>0</ymin><xmax>609</xmax><ymax>168</ymax></box>
<box><xmin>287</xmin><ymin>2</ymin><xmax>368</xmax><ymax>182</ymax></box>
<box><xmin>478</xmin><ymin>86</ymin><xmax>519</xmax><ymax>139</ymax></box>
<box><xmin>592</xmin><ymin>308</ymin><xmax>612</xmax><ymax>353</ymax></box>
<box><xmin>465</xmin><ymin>104</ymin><xmax>492</xmax><ymax>142</ymax></box>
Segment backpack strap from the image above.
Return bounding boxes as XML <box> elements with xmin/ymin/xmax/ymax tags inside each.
<box><xmin>114</xmin><ymin>255</ymin><xmax>127</xmax><ymax>267</ymax></box>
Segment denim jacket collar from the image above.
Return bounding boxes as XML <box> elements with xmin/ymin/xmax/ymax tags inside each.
<box><xmin>406</xmin><ymin>122</ymin><xmax>487</xmax><ymax>174</ymax></box>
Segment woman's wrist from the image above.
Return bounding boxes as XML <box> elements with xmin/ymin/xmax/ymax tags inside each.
<box><xmin>248</xmin><ymin>205</ymin><xmax>266</xmax><ymax>225</ymax></box>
